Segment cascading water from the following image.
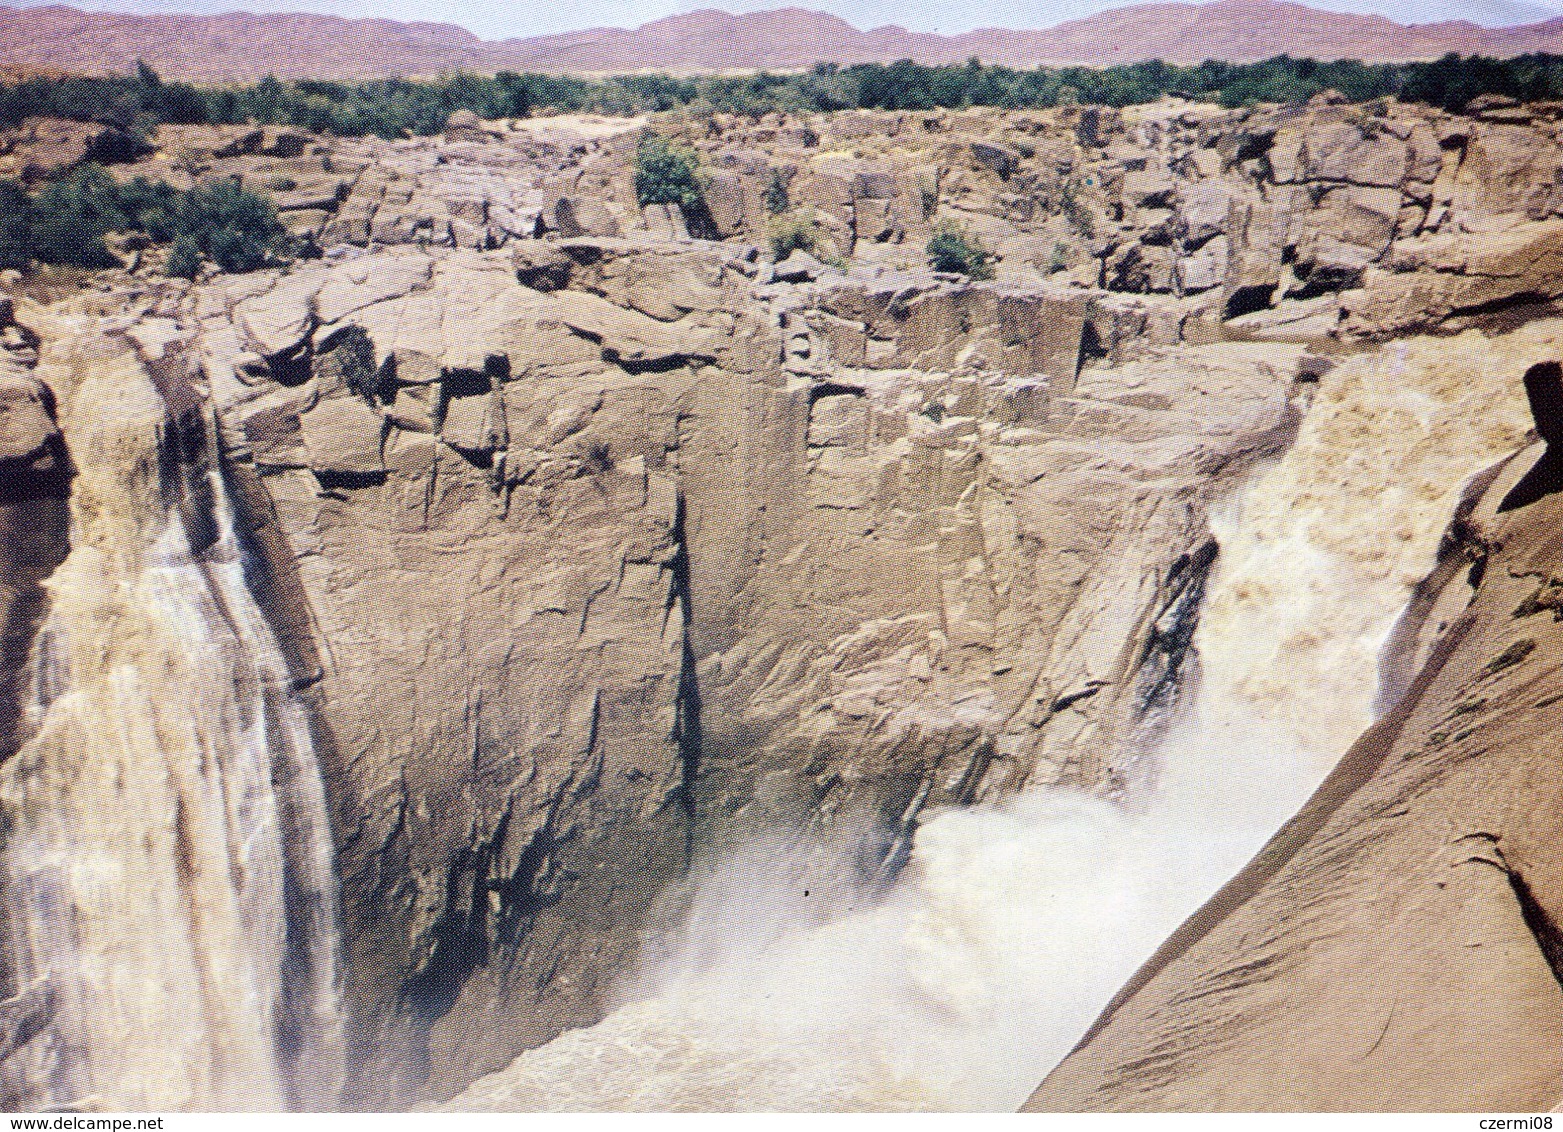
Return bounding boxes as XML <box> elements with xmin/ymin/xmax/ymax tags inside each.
<box><xmin>448</xmin><ymin>327</ymin><xmax>1540</xmax><ymax>1113</ymax></box>
<box><xmin>0</xmin><ymin>335</ymin><xmax>345</xmax><ymax>1111</ymax></box>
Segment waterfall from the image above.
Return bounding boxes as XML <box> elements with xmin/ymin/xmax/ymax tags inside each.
<box><xmin>0</xmin><ymin>338</ymin><xmax>345</xmax><ymax>1111</ymax></box>
<box><xmin>446</xmin><ymin>327</ymin><xmax>1539</xmax><ymax>1113</ymax></box>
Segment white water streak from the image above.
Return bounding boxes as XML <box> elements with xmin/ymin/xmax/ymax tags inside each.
<box><xmin>0</xmin><ymin>351</ymin><xmax>344</xmax><ymax>1111</ymax></box>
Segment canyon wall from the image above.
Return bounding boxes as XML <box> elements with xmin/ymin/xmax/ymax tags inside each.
<box><xmin>183</xmin><ymin>239</ymin><xmax>1299</xmax><ymax>1105</ymax></box>
<box><xmin>2</xmin><ymin>88</ymin><xmax>1563</xmax><ymax>1108</ymax></box>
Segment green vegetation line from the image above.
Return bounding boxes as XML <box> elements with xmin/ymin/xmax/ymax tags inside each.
<box><xmin>3</xmin><ymin>52</ymin><xmax>1562</xmax><ymax>144</ymax></box>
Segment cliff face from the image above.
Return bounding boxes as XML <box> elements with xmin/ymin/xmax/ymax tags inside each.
<box><xmin>184</xmin><ymin>240</ymin><xmax>1301</xmax><ymax>1105</ymax></box>
<box><xmin>1025</xmin><ymin>363</ymin><xmax>1563</xmax><ymax>1113</ymax></box>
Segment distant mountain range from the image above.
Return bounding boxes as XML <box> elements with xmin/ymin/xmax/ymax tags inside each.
<box><xmin>7</xmin><ymin>0</ymin><xmax>1563</xmax><ymax>82</ymax></box>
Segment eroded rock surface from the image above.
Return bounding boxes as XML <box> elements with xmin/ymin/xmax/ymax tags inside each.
<box><xmin>171</xmin><ymin>231</ymin><xmax>1305</xmax><ymax>1103</ymax></box>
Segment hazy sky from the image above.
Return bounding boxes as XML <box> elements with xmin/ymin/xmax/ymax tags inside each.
<box><xmin>14</xmin><ymin>0</ymin><xmax>1563</xmax><ymax>41</ymax></box>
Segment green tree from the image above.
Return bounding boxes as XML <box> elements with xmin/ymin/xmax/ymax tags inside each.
<box><xmin>634</xmin><ymin>134</ymin><xmax>705</xmax><ymax>210</ymax></box>
<box><xmin>174</xmin><ymin>178</ymin><xmax>285</xmax><ymax>273</ymax></box>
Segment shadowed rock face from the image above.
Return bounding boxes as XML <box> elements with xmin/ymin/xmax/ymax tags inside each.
<box><xmin>1525</xmin><ymin>361</ymin><xmax>1563</xmax><ymax>446</ymax></box>
<box><xmin>0</xmin><ymin>305</ymin><xmax>70</xmax><ymax>764</ymax></box>
<box><xmin>1500</xmin><ymin>361</ymin><xmax>1563</xmax><ymax>512</ymax></box>
<box><xmin>1024</xmin><ymin>364</ymin><xmax>1563</xmax><ymax>1113</ymax></box>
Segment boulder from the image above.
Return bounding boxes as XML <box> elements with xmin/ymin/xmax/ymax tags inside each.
<box><xmin>970</xmin><ymin>140</ymin><xmax>1020</xmax><ymax>179</ymax></box>
<box><xmin>773</xmin><ymin>250</ymin><xmax>824</xmax><ymax>283</ymax></box>
<box><xmin>299</xmin><ymin>394</ymin><xmax>383</xmax><ymax>478</ymax></box>
<box><xmin>553</xmin><ymin>197</ymin><xmax>621</xmax><ymax>239</ymax></box>
<box><xmin>704</xmin><ymin>171</ymin><xmax>747</xmax><ymax>236</ymax></box>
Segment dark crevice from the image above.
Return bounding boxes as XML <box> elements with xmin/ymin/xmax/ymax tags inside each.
<box><xmin>398</xmin><ymin>804</ymin><xmax>511</xmax><ymax>1031</ymax></box>
<box><xmin>1500</xmin><ymin>361</ymin><xmax>1563</xmax><ymax>512</ymax></box>
<box><xmin>1076</xmin><ymin>320</ymin><xmax>1108</xmax><ymax>373</ymax></box>
<box><xmin>808</xmin><ymin>380</ymin><xmax>866</xmax><ymax>402</ymax></box>
<box><xmin>1136</xmin><ymin>537</ymin><xmax>1220</xmax><ymax>717</ymax></box>
<box><xmin>1224</xmin><ymin>284</ymin><xmax>1275</xmax><ymax>320</ymax></box>
<box><xmin>490</xmin><ymin>824</ymin><xmax>565</xmax><ymax>944</ymax></box>
<box><xmin>1446</xmin><ymin>291</ymin><xmax>1557</xmax><ymax>326</ymax></box>
<box><xmin>313</xmin><ymin>468</ymin><xmax>388</xmax><ymax>492</ymax></box>
<box><xmin>1232</xmin><ymin>128</ymin><xmax>1276</xmax><ymax>164</ymax></box>
<box><xmin>681</xmin><ymin>197</ymin><xmax>723</xmax><ymax>242</ymax></box>
<box><xmin>267</xmin><ymin>343</ymin><xmax>315</xmax><ymax>388</ymax></box>
<box><xmin>606</xmin><ymin>350</ymin><xmax>702</xmax><ymax>375</ymax></box>
<box><xmin>1288</xmin><ymin>260</ymin><xmax>1363</xmax><ymax>299</ymax></box>
<box><xmin>1507</xmin><ymin>867</ymin><xmax>1563</xmax><ymax>992</ymax></box>
<box><xmin>667</xmin><ymin>489</ymin><xmax>702</xmax><ymax>857</ymax></box>
<box><xmin>440</xmin><ymin>367</ymin><xmax>492</xmax><ymax>400</ymax></box>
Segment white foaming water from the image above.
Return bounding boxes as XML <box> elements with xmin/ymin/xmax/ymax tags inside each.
<box><xmin>449</xmin><ymin>329</ymin><xmax>1540</xmax><ymax>1113</ymax></box>
<box><xmin>0</xmin><ymin>352</ymin><xmax>344</xmax><ymax>1111</ymax></box>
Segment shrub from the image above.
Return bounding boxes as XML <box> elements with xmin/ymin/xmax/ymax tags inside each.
<box><xmin>634</xmin><ymin>134</ymin><xmax>704</xmax><ymax>210</ymax></box>
<box><xmin>927</xmin><ymin>223</ymin><xmax>994</xmax><ymax>280</ymax></box>
<box><xmin>9</xmin><ymin>54</ymin><xmax>1563</xmax><ymax>139</ymax></box>
<box><xmin>82</xmin><ymin>127</ymin><xmax>153</xmax><ymax>166</ymax></box>
<box><xmin>0</xmin><ymin>182</ymin><xmax>33</xmax><ymax>272</ymax></box>
<box><xmin>0</xmin><ymin>163</ymin><xmax>285</xmax><ymax>276</ymax></box>
<box><xmin>769</xmin><ymin>207</ymin><xmax>847</xmax><ymax>262</ymax></box>
<box><xmin>29</xmin><ymin>165</ymin><xmax>125</xmax><ymax>268</ymax></box>
<box><xmin>116</xmin><ymin>174</ymin><xmax>181</xmax><ymax>241</ymax></box>
<box><xmin>767</xmin><ymin>210</ymin><xmax>818</xmax><ymax>260</ymax></box>
<box><xmin>766</xmin><ymin>209</ymin><xmax>847</xmax><ymax>268</ymax></box>
<box><xmin>164</xmin><ymin>234</ymin><xmax>202</xmax><ymax>279</ymax></box>
<box><xmin>763</xmin><ymin>168</ymin><xmax>790</xmax><ymax>215</ymax></box>
<box><xmin>175</xmin><ymin>179</ymin><xmax>285</xmax><ymax>273</ymax></box>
